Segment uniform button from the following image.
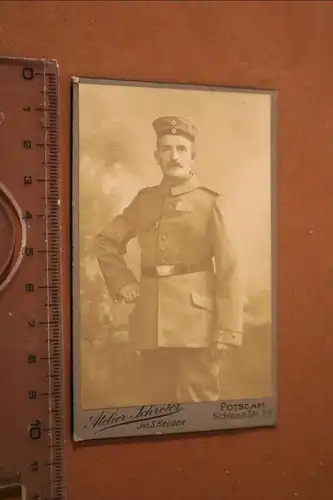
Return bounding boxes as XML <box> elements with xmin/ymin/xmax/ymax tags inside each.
<box><xmin>160</xmin><ymin>235</ymin><xmax>166</xmax><ymax>241</ymax></box>
<box><xmin>160</xmin><ymin>247</ymin><xmax>165</xmax><ymax>251</ymax></box>
<box><xmin>161</xmin><ymin>259</ymin><xmax>167</xmax><ymax>264</ymax></box>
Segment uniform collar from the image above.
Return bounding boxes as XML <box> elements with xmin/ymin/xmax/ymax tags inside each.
<box><xmin>160</xmin><ymin>174</ymin><xmax>200</xmax><ymax>196</ymax></box>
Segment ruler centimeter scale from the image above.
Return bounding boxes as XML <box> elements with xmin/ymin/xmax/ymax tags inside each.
<box><xmin>0</xmin><ymin>58</ymin><xmax>65</xmax><ymax>500</ymax></box>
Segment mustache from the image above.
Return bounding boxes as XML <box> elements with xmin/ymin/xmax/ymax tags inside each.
<box><xmin>167</xmin><ymin>161</ymin><xmax>182</xmax><ymax>168</ymax></box>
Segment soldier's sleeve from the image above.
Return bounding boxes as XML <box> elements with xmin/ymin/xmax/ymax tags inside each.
<box><xmin>209</xmin><ymin>195</ymin><xmax>245</xmax><ymax>346</ymax></box>
<box><xmin>94</xmin><ymin>195</ymin><xmax>140</xmax><ymax>300</ymax></box>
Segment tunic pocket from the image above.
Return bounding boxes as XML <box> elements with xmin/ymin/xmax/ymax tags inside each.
<box><xmin>190</xmin><ymin>291</ymin><xmax>214</xmax><ymax>313</ymax></box>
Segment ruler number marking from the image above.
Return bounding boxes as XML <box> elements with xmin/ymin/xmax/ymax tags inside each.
<box><xmin>23</xmin><ymin>210</ymin><xmax>33</xmax><ymax>220</ymax></box>
<box><xmin>29</xmin><ymin>420</ymin><xmax>42</xmax><ymax>440</ymax></box>
<box><xmin>23</xmin><ymin>247</ymin><xmax>34</xmax><ymax>257</ymax></box>
<box><xmin>22</xmin><ymin>67</ymin><xmax>34</xmax><ymax>80</ymax></box>
<box><xmin>24</xmin><ymin>175</ymin><xmax>33</xmax><ymax>185</ymax></box>
<box><xmin>29</xmin><ymin>390</ymin><xmax>37</xmax><ymax>400</ymax></box>
<box><xmin>28</xmin><ymin>354</ymin><xmax>37</xmax><ymax>364</ymax></box>
<box><xmin>29</xmin><ymin>460</ymin><xmax>39</xmax><ymax>472</ymax></box>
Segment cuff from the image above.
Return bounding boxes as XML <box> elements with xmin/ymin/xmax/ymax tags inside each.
<box><xmin>105</xmin><ymin>273</ymin><xmax>138</xmax><ymax>301</ymax></box>
<box><xmin>212</xmin><ymin>329</ymin><xmax>243</xmax><ymax>346</ymax></box>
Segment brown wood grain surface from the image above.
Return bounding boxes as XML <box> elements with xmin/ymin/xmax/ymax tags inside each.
<box><xmin>1</xmin><ymin>1</ymin><xmax>333</xmax><ymax>499</ymax></box>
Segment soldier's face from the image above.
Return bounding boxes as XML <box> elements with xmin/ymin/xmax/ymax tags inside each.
<box><xmin>154</xmin><ymin>134</ymin><xmax>194</xmax><ymax>181</ymax></box>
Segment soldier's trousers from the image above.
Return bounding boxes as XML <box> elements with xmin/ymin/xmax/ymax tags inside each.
<box><xmin>139</xmin><ymin>347</ymin><xmax>221</xmax><ymax>404</ymax></box>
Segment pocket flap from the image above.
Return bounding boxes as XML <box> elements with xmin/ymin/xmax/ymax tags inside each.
<box><xmin>190</xmin><ymin>291</ymin><xmax>214</xmax><ymax>312</ymax></box>
<box><xmin>175</xmin><ymin>201</ymin><xmax>194</xmax><ymax>212</ymax></box>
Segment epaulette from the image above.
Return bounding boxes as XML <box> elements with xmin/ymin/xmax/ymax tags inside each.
<box><xmin>137</xmin><ymin>185</ymin><xmax>156</xmax><ymax>195</ymax></box>
<box><xmin>199</xmin><ymin>186</ymin><xmax>221</xmax><ymax>197</ymax></box>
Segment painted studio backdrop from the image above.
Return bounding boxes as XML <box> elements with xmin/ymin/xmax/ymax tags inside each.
<box><xmin>74</xmin><ymin>80</ymin><xmax>274</xmax><ymax>411</ymax></box>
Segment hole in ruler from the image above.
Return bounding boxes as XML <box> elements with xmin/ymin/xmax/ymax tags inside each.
<box><xmin>0</xmin><ymin>484</ymin><xmax>22</xmax><ymax>500</ymax></box>
<box><xmin>0</xmin><ymin>182</ymin><xmax>25</xmax><ymax>293</ymax></box>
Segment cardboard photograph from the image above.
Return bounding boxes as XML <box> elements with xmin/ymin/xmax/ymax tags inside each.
<box><xmin>71</xmin><ymin>77</ymin><xmax>276</xmax><ymax>441</ymax></box>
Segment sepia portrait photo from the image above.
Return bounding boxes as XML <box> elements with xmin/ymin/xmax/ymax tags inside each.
<box><xmin>71</xmin><ymin>78</ymin><xmax>276</xmax><ymax>440</ymax></box>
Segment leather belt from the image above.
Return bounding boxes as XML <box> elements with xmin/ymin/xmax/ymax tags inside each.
<box><xmin>141</xmin><ymin>260</ymin><xmax>213</xmax><ymax>278</ymax></box>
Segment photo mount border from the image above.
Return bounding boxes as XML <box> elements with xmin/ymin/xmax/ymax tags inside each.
<box><xmin>70</xmin><ymin>76</ymin><xmax>278</xmax><ymax>442</ymax></box>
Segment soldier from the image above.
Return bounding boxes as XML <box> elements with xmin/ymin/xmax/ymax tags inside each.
<box><xmin>95</xmin><ymin>116</ymin><xmax>244</xmax><ymax>405</ymax></box>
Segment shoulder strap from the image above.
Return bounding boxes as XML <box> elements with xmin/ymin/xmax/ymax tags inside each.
<box><xmin>199</xmin><ymin>186</ymin><xmax>221</xmax><ymax>197</ymax></box>
<box><xmin>137</xmin><ymin>185</ymin><xmax>156</xmax><ymax>196</ymax></box>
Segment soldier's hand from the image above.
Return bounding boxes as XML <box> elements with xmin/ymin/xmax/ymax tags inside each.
<box><xmin>117</xmin><ymin>282</ymin><xmax>140</xmax><ymax>303</ymax></box>
<box><xmin>208</xmin><ymin>341</ymin><xmax>229</xmax><ymax>361</ymax></box>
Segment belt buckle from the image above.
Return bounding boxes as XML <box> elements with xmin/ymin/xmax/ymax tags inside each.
<box><xmin>156</xmin><ymin>264</ymin><xmax>175</xmax><ymax>277</ymax></box>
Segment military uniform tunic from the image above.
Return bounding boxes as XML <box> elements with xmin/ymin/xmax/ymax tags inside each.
<box><xmin>95</xmin><ymin>174</ymin><xmax>244</xmax><ymax>353</ymax></box>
